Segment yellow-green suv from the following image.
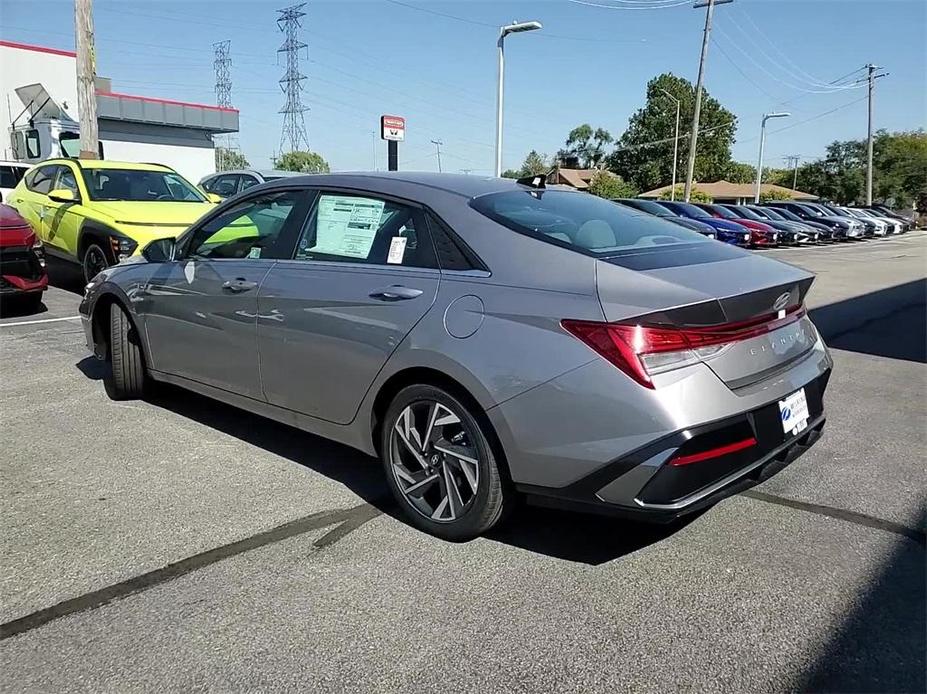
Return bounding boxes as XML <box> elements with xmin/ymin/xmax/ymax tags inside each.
<box><xmin>7</xmin><ymin>159</ymin><xmax>218</xmax><ymax>282</ymax></box>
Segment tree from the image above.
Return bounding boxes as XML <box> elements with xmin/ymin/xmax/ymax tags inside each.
<box><xmin>276</xmin><ymin>150</ymin><xmax>330</xmax><ymax>174</ymax></box>
<box><xmin>215</xmin><ymin>147</ymin><xmax>249</xmax><ymax>171</ymax></box>
<box><xmin>725</xmin><ymin>162</ymin><xmax>756</xmax><ymax>184</ymax></box>
<box><xmin>759</xmin><ymin>188</ymin><xmax>793</xmax><ymax>203</ymax></box>
<box><xmin>608</xmin><ymin>73</ymin><xmax>737</xmax><ymax>193</ymax></box>
<box><xmin>520</xmin><ymin>150</ymin><xmax>549</xmax><ymax>176</ymax></box>
<box><xmin>501</xmin><ymin>169</ymin><xmax>520</xmax><ymax>179</ymax></box>
<box><xmin>658</xmin><ymin>186</ymin><xmax>711</xmax><ymax>203</ymax></box>
<box><xmin>561</xmin><ymin>124</ymin><xmax>613</xmax><ymax>169</ymax></box>
<box><xmin>587</xmin><ymin>170</ymin><xmax>637</xmax><ymax>199</ymax></box>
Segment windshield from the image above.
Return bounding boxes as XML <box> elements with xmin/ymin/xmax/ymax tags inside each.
<box><xmin>470</xmin><ymin>190</ymin><xmax>710</xmax><ymax>256</ymax></box>
<box><xmin>661</xmin><ymin>201</ymin><xmax>711</xmax><ymax>219</ymax></box>
<box><xmin>81</xmin><ymin>168</ymin><xmax>206</xmax><ymax>202</ymax></box>
<box><xmin>773</xmin><ymin>208</ymin><xmax>802</xmax><ymax>222</ymax></box>
<box><xmin>796</xmin><ymin>203</ymin><xmax>825</xmax><ymax>217</ymax></box>
<box><xmin>730</xmin><ymin>205</ymin><xmax>764</xmax><ymax>221</ymax></box>
<box><xmin>618</xmin><ymin>199</ymin><xmax>673</xmax><ymax>217</ymax></box>
<box><xmin>706</xmin><ymin>205</ymin><xmax>740</xmax><ymax>220</ymax></box>
<box><xmin>748</xmin><ymin>206</ymin><xmax>776</xmax><ymax>220</ymax></box>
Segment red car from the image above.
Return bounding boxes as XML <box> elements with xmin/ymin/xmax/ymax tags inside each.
<box><xmin>0</xmin><ymin>203</ymin><xmax>47</xmax><ymax>312</ymax></box>
<box><xmin>694</xmin><ymin>203</ymin><xmax>779</xmax><ymax>247</ymax></box>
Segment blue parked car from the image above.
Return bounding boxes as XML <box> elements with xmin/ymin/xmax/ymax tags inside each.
<box><xmin>655</xmin><ymin>200</ymin><xmax>752</xmax><ymax>246</ymax></box>
<box><xmin>614</xmin><ymin>198</ymin><xmax>718</xmax><ymax>240</ymax></box>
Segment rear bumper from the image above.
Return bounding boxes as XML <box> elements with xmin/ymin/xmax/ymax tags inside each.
<box><xmin>516</xmin><ymin>369</ymin><xmax>830</xmax><ymax>522</ymax></box>
<box><xmin>0</xmin><ymin>273</ymin><xmax>48</xmax><ymax>295</ymax></box>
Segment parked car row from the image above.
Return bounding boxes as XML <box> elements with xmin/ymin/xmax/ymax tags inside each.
<box><xmin>615</xmin><ymin>197</ymin><xmax>913</xmax><ymax>248</ymax></box>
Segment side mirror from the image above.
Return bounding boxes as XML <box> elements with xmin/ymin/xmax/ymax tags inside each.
<box><xmin>206</xmin><ymin>193</ymin><xmax>223</xmax><ymax>204</ymax></box>
<box><xmin>48</xmin><ymin>188</ymin><xmax>78</xmax><ymax>203</ymax></box>
<box><xmin>142</xmin><ymin>237</ymin><xmax>176</xmax><ymax>263</ymax></box>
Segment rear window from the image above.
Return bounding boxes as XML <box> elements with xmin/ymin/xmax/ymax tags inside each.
<box><xmin>470</xmin><ymin>190</ymin><xmax>710</xmax><ymax>256</ymax></box>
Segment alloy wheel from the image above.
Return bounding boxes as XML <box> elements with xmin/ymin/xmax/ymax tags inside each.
<box><xmin>389</xmin><ymin>401</ymin><xmax>480</xmax><ymax>523</ymax></box>
<box><xmin>83</xmin><ymin>244</ymin><xmax>109</xmax><ymax>283</ymax></box>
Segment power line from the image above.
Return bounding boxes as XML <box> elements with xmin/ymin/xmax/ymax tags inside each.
<box><xmin>276</xmin><ymin>3</ymin><xmax>310</xmax><ymax>154</ymax></box>
<box><xmin>567</xmin><ymin>0</ymin><xmax>692</xmax><ymax>9</ymax></box>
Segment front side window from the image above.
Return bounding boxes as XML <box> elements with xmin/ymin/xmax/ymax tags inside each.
<box><xmin>27</xmin><ymin>165</ymin><xmax>60</xmax><ymax>195</ymax></box>
<box><xmin>185</xmin><ymin>190</ymin><xmax>304</xmax><ymax>260</ymax></box>
<box><xmin>239</xmin><ymin>176</ymin><xmax>260</xmax><ymax>191</ymax></box>
<box><xmin>471</xmin><ymin>190</ymin><xmax>710</xmax><ymax>256</ymax></box>
<box><xmin>212</xmin><ymin>174</ymin><xmax>241</xmax><ymax>197</ymax></box>
<box><xmin>0</xmin><ymin>165</ymin><xmax>27</xmax><ymax>188</ymax></box>
<box><xmin>81</xmin><ymin>168</ymin><xmax>206</xmax><ymax>202</ymax></box>
<box><xmin>294</xmin><ymin>193</ymin><xmax>437</xmax><ymax>269</ymax></box>
<box><xmin>56</xmin><ymin>166</ymin><xmax>80</xmax><ymax>194</ymax></box>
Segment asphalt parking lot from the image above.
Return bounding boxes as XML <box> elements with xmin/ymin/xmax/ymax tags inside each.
<box><xmin>2</xmin><ymin>235</ymin><xmax>925</xmax><ymax>692</ymax></box>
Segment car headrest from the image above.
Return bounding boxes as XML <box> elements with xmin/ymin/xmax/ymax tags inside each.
<box><xmin>576</xmin><ymin>220</ymin><xmax>616</xmax><ymax>249</ymax></box>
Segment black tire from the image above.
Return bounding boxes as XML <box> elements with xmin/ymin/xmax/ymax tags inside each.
<box><xmin>82</xmin><ymin>242</ymin><xmax>112</xmax><ymax>284</ymax></box>
<box><xmin>104</xmin><ymin>302</ymin><xmax>146</xmax><ymax>400</ymax></box>
<box><xmin>381</xmin><ymin>384</ymin><xmax>510</xmax><ymax>541</ymax></box>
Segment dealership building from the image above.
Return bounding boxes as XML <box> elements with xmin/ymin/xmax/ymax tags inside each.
<box><xmin>1</xmin><ymin>40</ymin><xmax>238</xmax><ymax>182</ymax></box>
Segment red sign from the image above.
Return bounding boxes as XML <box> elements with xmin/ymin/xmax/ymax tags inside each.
<box><xmin>380</xmin><ymin>115</ymin><xmax>405</xmax><ymax>142</ymax></box>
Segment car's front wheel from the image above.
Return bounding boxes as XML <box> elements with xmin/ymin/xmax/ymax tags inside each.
<box><xmin>381</xmin><ymin>385</ymin><xmax>510</xmax><ymax>541</ymax></box>
<box><xmin>82</xmin><ymin>242</ymin><xmax>111</xmax><ymax>284</ymax></box>
<box><xmin>104</xmin><ymin>302</ymin><xmax>147</xmax><ymax>400</ymax></box>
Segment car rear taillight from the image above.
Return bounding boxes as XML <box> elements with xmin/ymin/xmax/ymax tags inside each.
<box><xmin>562</xmin><ymin>306</ymin><xmax>805</xmax><ymax>388</ymax></box>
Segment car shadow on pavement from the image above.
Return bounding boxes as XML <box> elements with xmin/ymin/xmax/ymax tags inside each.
<box><xmin>46</xmin><ymin>256</ymin><xmax>86</xmax><ymax>296</ymax></box>
<box><xmin>75</xmin><ymin>357</ymin><xmax>692</xmax><ymax>564</ymax></box>
<box><xmin>809</xmin><ymin>279</ymin><xmax>926</xmax><ymax>363</ymax></box>
<box><xmin>798</xmin><ymin>507</ymin><xmax>926</xmax><ymax>693</ymax></box>
<box><xmin>0</xmin><ymin>297</ymin><xmax>48</xmax><ymax>318</ymax></box>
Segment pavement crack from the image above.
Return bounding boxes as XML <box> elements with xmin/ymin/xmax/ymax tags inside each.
<box><xmin>741</xmin><ymin>490</ymin><xmax>926</xmax><ymax>547</ymax></box>
<box><xmin>0</xmin><ymin>503</ymin><xmax>382</xmax><ymax>641</ymax></box>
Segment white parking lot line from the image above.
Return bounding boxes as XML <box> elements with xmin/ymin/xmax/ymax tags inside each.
<box><xmin>0</xmin><ymin>316</ymin><xmax>81</xmax><ymax>328</ymax></box>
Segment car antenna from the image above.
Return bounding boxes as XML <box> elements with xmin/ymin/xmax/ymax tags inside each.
<box><xmin>516</xmin><ymin>173</ymin><xmax>546</xmax><ymax>189</ymax></box>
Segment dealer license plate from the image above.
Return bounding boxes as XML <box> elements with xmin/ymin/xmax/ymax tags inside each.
<box><xmin>779</xmin><ymin>388</ymin><xmax>810</xmax><ymax>436</ymax></box>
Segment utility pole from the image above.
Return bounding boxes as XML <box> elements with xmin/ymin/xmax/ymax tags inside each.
<box><xmin>659</xmin><ymin>87</ymin><xmax>680</xmax><ymax>200</ymax></box>
<box><xmin>213</xmin><ymin>40</ymin><xmax>232</xmax><ymax>171</ymax></box>
<box><xmin>277</xmin><ymin>3</ymin><xmax>310</xmax><ymax>154</ymax></box>
<box><xmin>371</xmin><ymin>131</ymin><xmax>377</xmax><ymax>171</ymax></box>
<box><xmin>683</xmin><ymin>0</ymin><xmax>732</xmax><ymax>201</ymax></box>
<box><xmin>75</xmin><ymin>0</ymin><xmax>99</xmax><ymax>159</ymax></box>
<box><xmin>431</xmin><ymin>139</ymin><xmax>443</xmax><ymax>173</ymax></box>
<box><xmin>785</xmin><ymin>155</ymin><xmax>800</xmax><ymax>190</ymax></box>
<box><xmin>864</xmin><ymin>63</ymin><xmax>888</xmax><ymax>205</ymax></box>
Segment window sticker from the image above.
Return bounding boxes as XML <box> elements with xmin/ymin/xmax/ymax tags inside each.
<box><xmin>312</xmin><ymin>195</ymin><xmax>385</xmax><ymax>259</ymax></box>
<box><xmin>248</xmin><ymin>246</ymin><xmax>262</xmax><ymax>259</ymax></box>
<box><xmin>387</xmin><ymin>236</ymin><xmax>407</xmax><ymax>264</ymax></box>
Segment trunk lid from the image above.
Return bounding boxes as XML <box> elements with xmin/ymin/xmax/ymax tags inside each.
<box><xmin>595</xmin><ymin>245</ymin><xmax>816</xmax><ymax>388</ymax></box>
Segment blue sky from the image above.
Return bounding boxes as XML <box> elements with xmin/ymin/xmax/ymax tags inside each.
<box><xmin>2</xmin><ymin>0</ymin><xmax>925</xmax><ymax>174</ymax></box>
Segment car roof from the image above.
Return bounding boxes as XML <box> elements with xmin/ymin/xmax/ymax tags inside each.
<box><xmin>0</xmin><ymin>160</ymin><xmax>30</xmax><ymax>168</ymax></box>
<box><xmin>261</xmin><ymin>171</ymin><xmax>577</xmax><ymax>199</ymax></box>
<box><xmin>41</xmin><ymin>158</ymin><xmax>174</xmax><ymax>172</ymax></box>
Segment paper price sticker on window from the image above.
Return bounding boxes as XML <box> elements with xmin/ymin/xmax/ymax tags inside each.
<box><xmin>311</xmin><ymin>195</ymin><xmax>385</xmax><ymax>259</ymax></box>
<box><xmin>387</xmin><ymin>236</ymin><xmax>407</xmax><ymax>264</ymax></box>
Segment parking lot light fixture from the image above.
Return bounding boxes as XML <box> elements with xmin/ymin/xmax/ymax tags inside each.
<box><xmin>754</xmin><ymin>112</ymin><xmax>790</xmax><ymax>203</ymax></box>
<box><xmin>495</xmin><ymin>20</ymin><xmax>542</xmax><ymax>177</ymax></box>
<box><xmin>658</xmin><ymin>88</ymin><xmax>681</xmax><ymax>201</ymax></box>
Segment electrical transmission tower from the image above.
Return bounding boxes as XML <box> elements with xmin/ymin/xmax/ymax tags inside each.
<box><xmin>277</xmin><ymin>3</ymin><xmax>310</xmax><ymax>154</ymax></box>
<box><xmin>213</xmin><ymin>40</ymin><xmax>234</xmax><ymax>171</ymax></box>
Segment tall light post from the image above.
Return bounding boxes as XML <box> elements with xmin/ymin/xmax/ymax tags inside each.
<box><xmin>754</xmin><ymin>112</ymin><xmax>790</xmax><ymax>203</ymax></box>
<box><xmin>659</xmin><ymin>87</ymin><xmax>681</xmax><ymax>201</ymax></box>
<box><xmin>494</xmin><ymin>20</ymin><xmax>542</xmax><ymax>177</ymax></box>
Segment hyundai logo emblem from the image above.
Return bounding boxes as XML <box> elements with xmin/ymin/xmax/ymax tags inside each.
<box><xmin>773</xmin><ymin>292</ymin><xmax>791</xmax><ymax>312</ymax></box>
<box><xmin>781</xmin><ymin>407</ymin><xmax>792</xmax><ymax>421</ymax></box>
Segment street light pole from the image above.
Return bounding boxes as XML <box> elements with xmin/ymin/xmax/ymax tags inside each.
<box><xmin>754</xmin><ymin>112</ymin><xmax>790</xmax><ymax>203</ymax></box>
<box><xmin>659</xmin><ymin>88</ymin><xmax>680</xmax><ymax>201</ymax></box>
<box><xmin>683</xmin><ymin>0</ymin><xmax>732</xmax><ymax>201</ymax></box>
<box><xmin>494</xmin><ymin>20</ymin><xmax>542</xmax><ymax>177</ymax></box>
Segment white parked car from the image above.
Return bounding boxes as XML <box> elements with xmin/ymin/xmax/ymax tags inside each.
<box><xmin>198</xmin><ymin>169</ymin><xmax>304</xmax><ymax>199</ymax></box>
<box><xmin>0</xmin><ymin>160</ymin><xmax>30</xmax><ymax>202</ymax></box>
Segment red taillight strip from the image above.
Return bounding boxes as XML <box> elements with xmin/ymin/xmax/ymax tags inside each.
<box><xmin>670</xmin><ymin>437</ymin><xmax>757</xmax><ymax>466</ymax></box>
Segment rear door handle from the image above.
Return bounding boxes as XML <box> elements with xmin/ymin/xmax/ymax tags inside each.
<box><xmin>369</xmin><ymin>285</ymin><xmax>423</xmax><ymax>301</ymax></box>
<box><xmin>222</xmin><ymin>278</ymin><xmax>259</xmax><ymax>293</ymax></box>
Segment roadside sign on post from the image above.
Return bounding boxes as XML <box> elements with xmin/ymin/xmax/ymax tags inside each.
<box><xmin>380</xmin><ymin>115</ymin><xmax>405</xmax><ymax>142</ymax></box>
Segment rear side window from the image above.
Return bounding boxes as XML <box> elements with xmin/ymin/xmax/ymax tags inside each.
<box><xmin>293</xmin><ymin>193</ymin><xmax>437</xmax><ymax>269</ymax></box>
<box><xmin>427</xmin><ymin>213</ymin><xmax>484</xmax><ymax>271</ymax></box>
<box><xmin>470</xmin><ymin>190</ymin><xmax>710</xmax><ymax>256</ymax></box>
